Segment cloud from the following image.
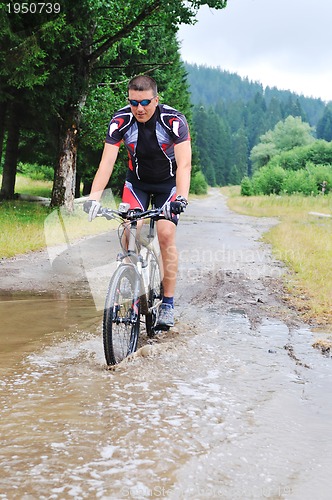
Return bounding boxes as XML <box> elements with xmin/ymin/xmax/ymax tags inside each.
<box><xmin>178</xmin><ymin>0</ymin><xmax>332</xmax><ymax>101</ymax></box>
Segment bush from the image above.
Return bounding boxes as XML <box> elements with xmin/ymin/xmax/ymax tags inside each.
<box><xmin>268</xmin><ymin>140</ymin><xmax>332</xmax><ymax>171</ymax></box>
<box><xmin>251</xmin><ymin>165</ymin><xmax>286</xmax><ymax>195</ymax></box>
<box><xmin>240</xmin><ymin>176</ymin><xmax>253</xmax><ymax>196</ymax></box>
<box><xmin>308</xmin><ymin>163</ymin><xmax>332</xmax><ymax>194</ymax></box>
<box><xmin>282</xmin><ymin>169</ymin><xmax>318</xmax><ymax>195</ymax></box>
<box><xmin>249</xmin><ymin>162</ymin><xmax>332</xmax><ymax>196</ymax></box>
<box><xmin>18</xmin><ymin>162</ymin><xmax>54</xmax><ymax>181</ymax></box>
<box><xmin>190</xmin><ymin>170</ymin><xmax>208</xmax><ymax>195</ymax></box>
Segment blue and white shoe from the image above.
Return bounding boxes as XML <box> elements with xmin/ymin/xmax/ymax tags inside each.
<box><xmin>156</xmin><ymin>303</ymin><xmax>174</xmax><ymax>329</ymax></box>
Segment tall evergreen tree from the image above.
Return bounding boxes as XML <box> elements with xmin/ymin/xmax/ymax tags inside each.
<box><xmin>266</xmin><ymin>96</ymin><xmax>283</xmax><ymax>130</ymax></box>
<box><xmin>229</xmin><ymin>128</ymin><xmax>249</xmax><ymax>183</ymax></box>
<box><xmin>192</xmin><ymin>106</ymin><xmax>216</xmax><ymax>185</ymax></box>
<box><xmin>246</xmin><ymin>92</ymin><xmax>268</xmax><ymax>151</ymax></box>
<box><xmin>316</xmin><ymin>105</ymin><xmax>332</xmax><ymax>142</ymax></box>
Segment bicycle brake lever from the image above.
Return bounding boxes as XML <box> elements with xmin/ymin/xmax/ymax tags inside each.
<box><xmin>97</xmin><ymin>208</ymin><xmax>113</xmax><ymax>220</ymax></box>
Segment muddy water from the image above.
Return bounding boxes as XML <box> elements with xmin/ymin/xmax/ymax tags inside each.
<box><xmin>1</xmin><ymin>191</ymin><xmax>332</xmax><ymax>499</ymax></box>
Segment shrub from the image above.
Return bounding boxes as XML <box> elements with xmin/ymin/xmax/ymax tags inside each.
<box><xmin>251</xmin><ymin>163</ymin><xmax>332</xmax><ymax>196</ymax></box>
<box><xmin>251</xmin><ymin>165</ymin><xmax>286</xmax><ymax>195</ymax></box>
<box><xmin>282</xmin><ymin>169</ymin><xmax>318</xmax><ymax>195</ymax></box>
<box><xmin>190</xmin><ymin>170</ymin><xmax>208</xmax><ymax>195</ymax></box>
<box><xmin>268</xmin><ymin>140</ymin><xmax>332</xmax><ymax>171</ymax></box>
<box><xmin>18</xmin><ymin>162</ymin><xmax>54</xmax><ymax>181</ymax></box>
<box><xmin>240</xmin><ymin>176</ymin><xmax>253</xmax><ymax>196</ymax></box>
<box><xmin>308</xmin><ymin>163</ymin><xmax>332</xmax><ymax>194</ymax></box>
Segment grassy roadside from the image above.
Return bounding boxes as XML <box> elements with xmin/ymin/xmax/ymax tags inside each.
<box><xmin>221</xmin><ymin>186</ymin><xmax>332</xmax><ymax>329</ymax></box>
<box><xmin>0</xmin><ymin>175</ymin><xmax>113</xmax><ymax>258</ymax></box>
<box><xmin>13</xmin><ymin>173</ymin><xmax>53</xmax><ymax>198</ymax></box>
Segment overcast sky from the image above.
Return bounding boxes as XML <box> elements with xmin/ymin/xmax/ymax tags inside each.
<box><xmin>178</xmin><ymin>0</ymin><xmax>332</xmax><ymax>102</ymax></box>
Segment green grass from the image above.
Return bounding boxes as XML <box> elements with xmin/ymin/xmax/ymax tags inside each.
<box><xmin>0</xmin><ymin>176</ymin><xmax>116</xmax><ymax>258</ymax></box>
<box><xmin>15</xmin><ymin>173</ymin><xmax>53</xmax><ymax>198</ymax></box>
<box><xmin>0</xmin><ymin>199</ymin><xmax>114</xmax><ymax>258</ymax></box>
<box><xmin>0</xmin><ymin>201</ymin><xmax>51</xmax><ymax>257</ymax></box>
<box><xmin>221</xmin><ymin>187</ymin><xmax>332</xmax><ymax>328</ymax></box>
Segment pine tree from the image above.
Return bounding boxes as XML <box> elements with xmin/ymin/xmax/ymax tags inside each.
<box><xmin>316</xmin><ymin>106</ymin><xmax>332</xmax><ymax>142</ymax></box>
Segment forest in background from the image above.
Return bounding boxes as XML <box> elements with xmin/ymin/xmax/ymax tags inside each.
<box><xmin>185</xmin><ymin>63</ymin><xmax>332</xmax><ymax>187</ymax></box>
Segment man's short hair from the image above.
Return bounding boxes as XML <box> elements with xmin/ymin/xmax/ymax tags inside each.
<box><xmin>128</xmin><ymin>75</ymin><xmax>158</xmax><ymax>95</ymax></box>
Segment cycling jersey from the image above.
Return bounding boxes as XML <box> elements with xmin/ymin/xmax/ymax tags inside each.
<box><xmin>105</xmin><ymin>104</ymin><xmax>190</xmax><ymax>185</ymax></box>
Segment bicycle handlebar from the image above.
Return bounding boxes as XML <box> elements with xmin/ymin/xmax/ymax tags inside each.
<box><xmin>97</xmin><ymin>204</ymin><xmax>164</xmax><ymax>222</ymax></box>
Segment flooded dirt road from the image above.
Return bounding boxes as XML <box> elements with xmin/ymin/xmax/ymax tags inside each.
<box><xmin>1</xmin><ymin>190</ymin><xmax>332</xmax><ymax>499</ymax></box>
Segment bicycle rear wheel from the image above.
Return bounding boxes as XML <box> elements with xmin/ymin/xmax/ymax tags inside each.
<box><xmin>145</xmin><ymin>255</ymin><xmax>163</xmax><ymax>337</ymax></box>
<box><xmin>103</xmin><ymin>264</ymin><xmax>140</xmax><ymax>365</ymax></box>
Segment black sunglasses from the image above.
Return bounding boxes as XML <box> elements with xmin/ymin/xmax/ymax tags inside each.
<box><xmin>128</xmin><ymin>97</ymin><xmax>156</xmax><ymax>107</ymax></box>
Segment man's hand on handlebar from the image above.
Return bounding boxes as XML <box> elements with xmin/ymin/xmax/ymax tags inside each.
<box><xmin>83</xmin><ymin>199</ymin><xmax>101</xmax><ymax>222</ymax></box>
<box><xmin>83</xmin><ymin>196</ymin><xmax>188</xmax><ymax>222</ymax></box>
<box><xmin>163</xmin><ymin>195</ymin><xmax>188</xmax><ymax>220</ymax></box>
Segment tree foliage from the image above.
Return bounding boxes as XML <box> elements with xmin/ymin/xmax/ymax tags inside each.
<box><xmin>267</xmin><ymin>140</ymin><xmax>332</xmax><ymax>171</ymax></box>
<box><xmin>250</xmin><ymin>116</ymin><xmax>315</xmax><ymax>172</ymax></box>
<box><xmin>0</xmin><ymin>0</ymin><xmax>228</xmax><ymax>205</ymax></box>
<box><xmin>242</xmin><ymin>140</ymin><xmax>332</xmax><ymax>196</ymax></box>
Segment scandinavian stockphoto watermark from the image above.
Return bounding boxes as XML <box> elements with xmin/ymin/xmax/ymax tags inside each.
<box><xmin>177</xmin><ymin>244</ymin><xmax>289</xmax><ymax>283</ymax></box>
<box><xmin>43</xmin><ymin>190</ymin><xmax>290</xmax><ymax>311</ymax></box>
<box><xmin>118</xmin><ymin>483</ymin><xmax>293</xmax><ymax>498</ymax></box>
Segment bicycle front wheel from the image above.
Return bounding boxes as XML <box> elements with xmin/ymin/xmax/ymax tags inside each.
<box><xmin>103</xmin><ymin>264</ymin><xmax>140</xmax><ymax>365</ymax></box>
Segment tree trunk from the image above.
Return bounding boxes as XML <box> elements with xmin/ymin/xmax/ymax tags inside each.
<box><xmin>75</xmin><ymin>172</ymin><xmax>81</xmax><ymax>198</ymax></box>
<box><xmin>50</xmin><ymin>48</ymin><xmax>90</xmax><ymax>210</ymax></box>
<box><xmin>0</xmin><ymin>101</ymin><xmax>7</xmax><ymax>165</ymax></box>
<box><xmin>0</xmin><ymin>102</ymin><xmax>20</xmax><ymax>200</ymax></box>
<box><xmin>82</xmin><ymin>180</ymin><xmax>92</xmax><ymax>196</ymax></box>
<box><xmin>50</xmin><ymin>110</ymin><xmax>80</xmax><ymax>211</ymax></box>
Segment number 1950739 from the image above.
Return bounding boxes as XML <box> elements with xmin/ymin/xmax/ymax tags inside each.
<box><xmin>7</xmin><ymin>3</ymin><xmax>61</xmax><ymax>14</ymax></box>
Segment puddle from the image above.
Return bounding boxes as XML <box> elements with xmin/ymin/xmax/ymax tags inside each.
<box><xmin>0</xmin><ymin>293</ymin><xmax>101</xmax><ymax>372</ymax></box>
<box><xmin>0</xmin><ymin>295</ymin><xmax>332</xmax><ymax>499</ymax></box>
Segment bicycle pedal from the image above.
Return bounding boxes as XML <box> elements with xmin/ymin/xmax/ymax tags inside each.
<box><xmin>152</xmin><ymin>325</ymin><xmax>170</xmax><ymax>333</ymax></box>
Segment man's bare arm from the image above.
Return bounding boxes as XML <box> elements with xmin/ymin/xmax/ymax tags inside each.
<box><xmin>174</xmin><ymin>140</ymin><xmax>192</xmax><ymax>200</ymax></box>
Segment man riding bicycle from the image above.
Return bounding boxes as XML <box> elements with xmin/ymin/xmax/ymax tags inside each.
<box><xmin>84</xmin><ymin>75</ymin><xmax>192</xmax><ymax>329</ymax></box>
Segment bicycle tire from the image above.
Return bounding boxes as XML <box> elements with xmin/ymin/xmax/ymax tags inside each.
<box><xmin>103</xmin><ymin>264</ymin><xmax>140</xmax><ymax>365</ymax></box>
<box><xmin>145</xmin><ymin>254</ymin><xmax>163</xmax><ymax>337</ymax></box>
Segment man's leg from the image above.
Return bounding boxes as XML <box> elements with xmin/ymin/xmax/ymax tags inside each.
<box><xmin>157</xmin><ymin>219</ymin><xmax>178</xmax><ymax>297</ymax></box>
<box><xmin>156</xmin><ymin>219</ymin><xmax>178</xmax><ymax>328</ymax></box>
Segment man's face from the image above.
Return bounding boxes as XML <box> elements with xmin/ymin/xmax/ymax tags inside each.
<box><xmin>128</xmin><ymin>90</ymin><xmax>158</xmax><ymax>123</ymax></box>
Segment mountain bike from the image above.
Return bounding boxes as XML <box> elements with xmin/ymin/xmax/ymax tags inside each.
<box><xmin>97</xmin><ymin>200</ymin><xmax>165</xmax><ymax>366</ymax></box>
